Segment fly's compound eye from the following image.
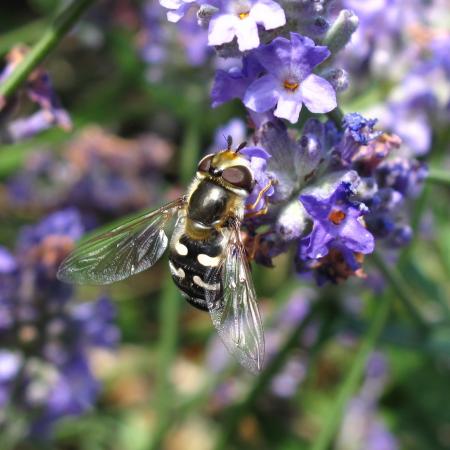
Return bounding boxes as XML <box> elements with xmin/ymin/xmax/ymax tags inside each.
<box><xmin>197</xmin><ymin>155</ymin><xmax>213</xmax><ymax>173</ymax></box>
<box><xmin>222</xmin><ymin>166</ymin><xmax>255</xmax><ymax>192</ymax></box>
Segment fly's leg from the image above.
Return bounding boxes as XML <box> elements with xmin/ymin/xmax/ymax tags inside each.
<box><xmin>245</xmin><ymin>180</ymin><xmax>273</xmax><ymax>212</ymax></box>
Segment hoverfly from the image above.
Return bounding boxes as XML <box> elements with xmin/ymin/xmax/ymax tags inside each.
<box><xmin>57</xmin><ymin>137</ymin><xmax>268</xmax><ymax>373</ymax></box>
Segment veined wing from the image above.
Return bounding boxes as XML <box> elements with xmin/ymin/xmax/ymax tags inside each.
<box><xmin>205</xmin><ymin>221</ymin><xmax>265</xmax><ymax>373</ymax></box>
<box><xmin>57</xmin><ymin>198</ymin><xmax>186</xmax><ymax>285</ymax></box>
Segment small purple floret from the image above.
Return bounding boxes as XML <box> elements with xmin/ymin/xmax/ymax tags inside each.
<box><xmin>244</xmin><ymin>33</ymin><xmax>337</xmax><ymax>123</ymax></box>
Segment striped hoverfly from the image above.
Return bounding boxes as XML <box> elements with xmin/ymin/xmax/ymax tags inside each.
<box><xmin>58</xmin><ymin>137</ymin><xmax>271</xmax><ymax>372</ymax></box>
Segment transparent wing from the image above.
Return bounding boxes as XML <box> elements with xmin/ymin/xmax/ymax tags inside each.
<box><xmin>205</xmin><ymin>221</ymin><xmax>265</xmax><ymax>373</ymax></box>
<box><xmin>57</xmin><ymin>198</ymin><xmax>185</xmax><ymax>285</ymax></box>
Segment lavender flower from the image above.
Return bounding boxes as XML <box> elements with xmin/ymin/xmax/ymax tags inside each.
<box><xmin>211</xmin><ymin>53</ymin><xmax>263</xmax><ymax>108</ymax></box>
<box><xmin>244</xmin><ymin>33</ymin><xmax>337</xmax><ymax>123</ymax></box>
<box><xmin>337</xmin><ymin>113</ymin><xmax>381</xmax><ymax>164</ymax></box>
<box><xmin>8</xmin><ymin>127</ymin><xmax>173</xmax><ymax>218</ymax></box>
<box><xmin>0</xmin><ymin>47</ymin><xmax>72</xmax><ymax>142</ymax></box>
<box><xmin>140</xmin><ymin>0</ymin><xmax>211</xmax><ymax>81</ymax></box>
<box><xmin>238</xmin><ymin>112</ymin><xmax>425</xmax><ymax>284</ymax></box>
<box><xmin>379</xmin><ymin>75</ymin><xmax>437</xmax><ymax>156</ymax></box>
<box><xmin>299</xmin><ymin>183</ymin><xmax>374</xmax><ymax>260</ymax></box>
<box><xmin>0</xmin><ymin>210</ymin><xmax>119</xmax><ymax>438</ymax></box>
<box><xmin>208</xmin><ymin>0</ymin><xmax>286</xmax><ymax>51</ymax></box>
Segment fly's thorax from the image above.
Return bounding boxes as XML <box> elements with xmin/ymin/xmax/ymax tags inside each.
<box><xmin>186</xmin><ymin>178</ymin><xmax>246</xmax><ymax>231</ymax></box>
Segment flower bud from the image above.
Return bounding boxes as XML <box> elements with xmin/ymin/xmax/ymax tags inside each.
<box><xmin>275</xmin><ymin>199</ymin><xmax>310</xmax><ymax>242</ymax></box>
<box><xmin>197</xmin><ymin>4</ymin><xmax>219</xmax><ymax>27</ymax></box>
<box><xmin>323</xmin><ymin>68</ymin><xmax>349</xmax><ymax>92</ymax></box>
<box><xmin>323</xmin><ymin>9</ymin><xmax>359</xmax><ymax>54</ymax></box>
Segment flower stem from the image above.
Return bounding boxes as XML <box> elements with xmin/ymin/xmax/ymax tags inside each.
<box><xmin>371</xmin><ymin>252</ymin><xmax>429</xmax><ymax>332</ymax></box>
<box><xmin>213</xmin><ymin>304</ymin><xmax>320</xmax><ymax>450</ymax></box>
<box><xmin>427</xmin><ymin>169</ymin><xmax>450</xmax><ymax>186</ymax></box>
<box><xmin>0</xmin><ymin>0</ymin><xmax>95</xmax><ymax>102</ymax></box>
<box><xmin>310</xmin><ymin>294</ymin><xmax>391</xmax><ymax>450</ymax></box>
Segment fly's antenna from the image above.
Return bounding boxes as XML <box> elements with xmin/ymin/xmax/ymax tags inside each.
<box><xmin>235</xmin><ymin>141</ymin><xmax>247</xmax><ymax>153</ymax></box>
<box><xmin>226</xmin><ymin>135</ymin><xmax>233</xmax><ymax>150</ymax></box>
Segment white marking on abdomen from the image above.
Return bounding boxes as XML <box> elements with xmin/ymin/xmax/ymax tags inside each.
<box><xmin>175</xmin><ymin>241</ymin><xmax>188</xmax><ymax>256</ymax></box>
<box><xmin>169</xmin><ymin>261</ymin><xmax>186</xmax><ymax>279</ymax></box>
<box><xmin>197</xmin><ymin>254</ymin><xmax>221</xmax><ymax>267</ymax></box>
<box><xmin>193</xmin><ymin>275</ymin><xmax>220</xmax><ymax>291</ymax></box>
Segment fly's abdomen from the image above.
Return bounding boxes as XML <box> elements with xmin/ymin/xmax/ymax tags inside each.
<box><xmin>168</xmin><ymin>228</ymin><xmax>225</xmax><ymax>311</ymax></box>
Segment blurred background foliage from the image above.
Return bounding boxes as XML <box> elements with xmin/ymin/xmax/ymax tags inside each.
<box><xmin>0</xmin><ymin>1</ymin><xmax>449</xmax><ymax>450</ymax></box>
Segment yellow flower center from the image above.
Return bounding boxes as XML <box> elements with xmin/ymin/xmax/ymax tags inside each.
<box><xmin>283</xmin><ymin>80</ymin><xmax>299</xmax><ymax>91</ymax></box>
<box><xmin>238</xmin><ymin>11</ymin><xmax>250</xmax><ymax>19</ymax></box>
<box><xmin>328</xmin><ymin>209</ymin><xmax>346</xmax><ymax>225</ymax></box>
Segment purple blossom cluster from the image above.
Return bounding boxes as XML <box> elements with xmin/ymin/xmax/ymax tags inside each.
<box><xmin>7</xmin><ymin>127</ymin><xmax>173</xmax><ymax>218</ymax></box>
<box><xmin>213</xmin><ymin>32</ymin><xmax>337</xmax><ymax>123</ymax></box>
<box><xmin>337</xmin><ymin>0</ymin><xmax>450</xmax><ymax>156</ymax></box>
<box><xmin>138</xmin><ymin>0</ymin><xmax>213</xmax><ymax>81</ymax></box>
<box><xmin>158</xmin><ymin>0</ymin><xmax>357</xmax><ymax>122</ymax></box>
<box><xmin>222</xmin><ymin>114</ymin><xmax>427</xmax><ymax>285</ymax></box>
<box><xmin>0</xmin><ymin>47</ymin><xmax>72</xmax><ymax>142</ymax></box>
<box><xmin>156</xmin><ymin>0</ymin><xmax>432</xmax><ymax>285</ymax></box>
<box><xmin>0</xmin><ymin>209</ymin><xmax>119</xmax><ymax>438</ymax></box>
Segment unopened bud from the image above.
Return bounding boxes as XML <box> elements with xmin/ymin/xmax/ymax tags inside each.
<box><xmin>197</xmin><ymin>4</ymin><xmax>219</xmax><ymax>27</ymax></box>
<box><xmin>276</xmin><ymin>200</ymin><xmax>310</xmax><ymax>242</ymax></box>
<box><xmin>323</xmin><ymin>68</ymin><xmax>349</xmax><ymax>92</ymax></box>
<box><xmin>324</xmin><ymin>9</ymin><xmax>359</xmax><ymax>54</ymax></box>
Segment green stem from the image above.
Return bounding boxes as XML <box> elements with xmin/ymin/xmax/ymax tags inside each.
<box><xmin>0</xmin><ymin>0</ymin><xmax>95</xmax><ymax>102</ymax></box>
<box><xmin>310</xmin><ymin>295</ymin><xmax>391</xmax><ymax>450</ymax></box>
<box><xmin>427</xmin><ymin>169</ymin><xmax>450</xmax><ymax>186</ymax></box>
<box><xmin>213</xmin><ymin>304</ymin><xmax>319</xmax><ymax>450</ymax></box>
<box><xmin>149</xmin><ymin>276</ymin><xmax>181</xmax><ymax>450</ymax></box>
<box><xmin>371</xmin><ymin>252</ymin><xmax>428</xmax><ymax>332</ymax></box>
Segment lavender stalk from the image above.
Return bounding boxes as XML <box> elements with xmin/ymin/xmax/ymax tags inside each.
<box><xmin>0</xmin><ymin>0</ymin><xmax>96</xmax><ymax>104</ymax></box>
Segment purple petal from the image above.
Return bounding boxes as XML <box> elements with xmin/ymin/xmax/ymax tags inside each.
<box><xmin>0</xmin><ymin>351</ymin><xmax>21</xmax><ymax>381</ymax></box>
<box><xmin>208</xmin><ymin>14</ymin><xmax>238</xmax><ymax>46</ymax></box>
<box><xmin>0</xmin><ymin>247</ymin><xmax>17</xmax><ymax>273</ymax></box>
<box><xmin>240</xmin><ymin>146</ymin><xmax>271</xmax><ymax>160</ymax></box>
<box><xmin>302</xmin><ymin>224</ymin><xmax>333</xmax><ymax>259</ymax></box>
<box><xmin>235</xmin><ymin>17</ymin><xmax>260</xmax><ymax>51</ymax></box>
<box><xmin>274</xmin><ymin>91</ymin><xmax>303</xmax><ymax>123</ymax></box>
<box><xmin>8</xmin><ymin>110</ymin><xmax>53</xmax><ymax>141</ymax></box>
<box><xmin>244</xmin><ymin>74</ymin><xmax>279</xmax><ymax>112</ymax></box>
<box><xmin>340</xmin><ymin>218</ymin><xmax>375</xmax><ymax>254</ymax></box>
<box><xmin>250</xmin><ymin>0</ymin><xmax>286</xmax><ymax>30</ymax></box>
<box><xmin>299</xmin><ymin>194</ymin><xmax>331</xmax><ymax>220</ymax></box>
<box><xmin>301</xmin><ymin>74</ymin><xmax>337</xmax><ymax>113</ymax></box>
<box><xmin>255</xmin><ymin>36</ymin><xmax>292</xmax><ymax>74</ymax></box>
<box><xmin>211</xmin><ymin>69</ymin><xmax>248</xmax><ymax>107</ymax></box>
<box><xmin>394</xmin><ymin>113</ymin><xmax>431</xmax><ymax>156</ymax></box>
<box><xmin>289</xmin><ymin>33</ymin><xmax>330</xmax><ymax>69</ymax></box>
